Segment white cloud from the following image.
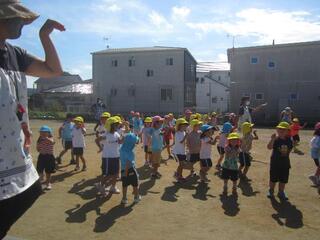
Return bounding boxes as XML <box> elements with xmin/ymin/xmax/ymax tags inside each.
<box><xmin>187</xmin><ymin>8</ymin><xmax>320</xmax><ymax>44</ymax></box>
<box><xmin>172</xmin><ymin>6</ymin><xmax>191</xmax><ymax>20</ymax></box>
<box><xmin>107</xmin><ymin>4</ymin><xmax>122</xmax><ymax>12</ymax></box>
<box><xmin>215</xmin><ymin>53</ymin><xmax>228</xmax><ymax>62</ymax></box>
<box><xmin>149</xmin><ymin>11</ymin><xmax>173</xmax><ymax>30</ymax></box>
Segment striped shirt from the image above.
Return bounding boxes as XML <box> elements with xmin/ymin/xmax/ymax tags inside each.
<box><xmin>37</xmin><ymin>137</ymin><xmax>54</xmax><ymax>155</ymax></box>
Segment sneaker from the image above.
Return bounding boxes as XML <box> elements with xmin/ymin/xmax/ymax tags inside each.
<box><xmin>70</xmin><ymin>159</ymin><xmax>76</xmax><ymax>165</ymax></box>
<box><xmin>56</xmin><ymin>157</ymin><xmax>62</xmax><ymax>165</ymax></box>
<box><xmin>215</xmin><ymin>164</ymin><xmax>221</xmax><ymax>170</ymax></box>
<box><xmin>45</xmin><ymin>183</ymin><xmax>52</xmax><ymax>190</ymax></box>
<box><xmin>95</xmin><ymin>183</ymin><xmax>106</xmax><ymax>195</ymax></box>
<box><xmin>277</xmin><ymin>191</ymin><xmax>289</xmax><ymax>201</ymax></box>
<box><xmin>121</xmin><ymin>198</ymin><xmax>128</xmax><ymax>204</ymax></box>
<box><xmin>156</xmin><ymin>172</ymin><xmax>162</xmax><ymax>178</ymax></box>
<box><xmin>267</xmin><ymin>189</ymin><xmax>274</xmax><ymax>198</ymax></box>
<box><xmin>82</xmin><ymin>166</ymin><xmax>87</xmax><ymax>171</ymax></box>
<box><xmin>110</xmin><ymin>186</ymin><xmax>120</xmax><ymax>194</ymax></box>
<box><xmin>134</xmin><ymin>195</ymin><xmax>142</xmax><ymax>203</ymax></box>
<box><xmin>74</xmin><ymin>166</ymin><xmax>80</xmax><ymax>171</ymax></box>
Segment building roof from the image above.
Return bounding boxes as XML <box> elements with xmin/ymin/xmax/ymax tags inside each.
<box><xmin>197</xmin><ymin>62</ymin><xmax>230</xmax><ymax>72</ymax></box>
<box><xmin>35</xmin><ymin>72</ymin><xmax>82</xmax><ymax>84</ymax></box>
<box><xmin>92</xmin><ymin>46</ymin><xmax>197</xmax><ymax>63</ymax></box>
<box><xmin>227</xmin><ymin>40</ymin><xmax>320</xmax><ymax>53</ymax></box>
<box><xmin>44</xmin><ymin>82</ymin><xmax>93</xmax><ymax>94</ymax></box>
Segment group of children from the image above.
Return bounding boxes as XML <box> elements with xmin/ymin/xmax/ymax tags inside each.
<box><xmin>34</xmin><ymin>109</ymin><xmax>320</xmax><ymax>204</ymax></box>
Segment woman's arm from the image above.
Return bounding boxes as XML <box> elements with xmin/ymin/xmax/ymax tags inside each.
<box><xmin>26</xmin><ymin>19</ymin><xmax>65</xmax><ymax>78</ymax></box>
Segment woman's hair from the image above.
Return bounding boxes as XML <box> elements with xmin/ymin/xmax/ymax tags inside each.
<box><xmin>314</xmin><ymin>129</ymin><xmax>320</xmax><ymax>136</ymax></box>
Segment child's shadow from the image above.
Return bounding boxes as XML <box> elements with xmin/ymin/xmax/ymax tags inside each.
<box><xmin>51</xmin><ymin>170</ymin><xmax>81</xmax><ymax>183</ymax></box>
<box><xmin>270</xmin><ymin>198</ymin><xmax>303</xmax><ymax>228</ymax></box>
<box><xmin>137</xmin><ymin>165</ymin><xmax>151</xmax><ymax>180</ymax></box>
<box><xmin>68</xmin><ymin>177</ymin><xmax>100</xmax><ymax>200</ymax></box>
<box><xmin>139</xmin><ymin>178</ymin><xmax>156</xmax><ymax>196</ymax></box>
<box><xmin>65</xmin><ymin>194</ymin><xmax>111</xmax><ymax>223</ymax></box>
<box><xmin>161</xmin><ymin>177</ymin><xmax>198</xmax><ymax>202</ymax></box>
<box><xmin>192</xmin><ymin>181</ymin><xmax>215</xmax><ymax>201</ymax></box>
<box><xmin>94</xmin><ymin>204</ymin><xmax>134</xmax><ymax>233</ymax></box>
<box><xmin>219</xmin><ymin>193</ymin><xmax>240</xmax><ymax>217</ymax></box>
<box><xmin>238</xmin><ymin>178</ymin><xmax>260</xmax><ymax>197</ymax></box>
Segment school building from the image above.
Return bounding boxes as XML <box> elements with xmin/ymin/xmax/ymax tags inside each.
<box><xmin>92</xmin><ymin>46</ymin><xmax>197</xmax><ymax>116</ymax></box>
<box><xmin>227</xmin><ymin>40</ymin><xmax>320</xmax><ymax>124</ymax></box>
<box><xmin>196</xmin><ymin>62</ymin><xmax>230</xmax><ymax>114</ymax></box>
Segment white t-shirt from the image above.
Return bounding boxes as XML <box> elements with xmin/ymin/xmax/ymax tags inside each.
<box><xmin>97</xmin><ymin>124</ymin><xmax>106</xmax><ymax>136</ymax></box>
<box><xmin>218</xmin><ymin>133</ymin><xmax>227</xmax><ymax>147</ymax></box>
<box><xmin>102</xmin><ymin>132</ymin><xmax>121</xmax><ymax>158</ymax></box>
<box><xmin>172</xmin><ymin>131</ymin><xmax>186</xmax><ymax>155</ymax></box>
<box><xmin>200</xmin><ymin>137</ymin><xmax>212</xmax><ymax>159</ymax></box>
<box><xmin>72</xmin><ymin>127</ymin><xmax>86</xmax><ymax>148</ymax></box>
<box><xmin>141</xmin><ymin>127</ymin><xmax>151</xmax><ymax>146</ymax></box>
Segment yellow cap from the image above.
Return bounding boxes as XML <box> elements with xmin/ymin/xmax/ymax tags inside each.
<box><xmin>74</xmin><ymin>116</ymin><xmax>84</xmax><ymax>123</ymax></box>
<box><xmin>190</xmin><ymin>114</ymin><xmax>197</xmax><ymax>121</ymax></box>
<box><xmin>175</xmin><ymin>118</ymin><xmax>189</xmax><ymax>130</ymax></box>
<box><xmin>196</xmin><ymin>113</ymin><xmax>202</xmax><ymax>119</ymax></box>
<box><xmin>276</xmin><ymin>122</ymin><xmax>290</xmax><ymax>130</ymax></box>
<box><xmin>190</xmin><ymin>119</ymin><xmax>203</xmax><ymax>127</ymax></box>
<box><xmin>105</xmin><ymin>117</ymin><xmax>121</xmax><ymax>132</ymax></box>
<box><xmin>292</xmin><ymin>118</ymin><xmax>299</xmax><ymax>123</ymax></box>
<box><xmin>101</xmin><ymin>112</ymin><xmax>111</xmax><ymax>118</ymax></box>
<box><xmin>211</xmin><ymin>112</ymin><xmax>217</xmax><ymax>116</ymax></box>
<box><xmin>242</xmin><ymin>122</ymin><xmax>254</xmax><ymax>135</ymax></box>
<box><xmin>144</xmin><ymin>117</ymin><xmax>152</xmax><ymax>123</ymax></box>
<box><xmin>227</xmin><ymin>132</ymin><xmax>240</xmax><ymax>140</ymax></box>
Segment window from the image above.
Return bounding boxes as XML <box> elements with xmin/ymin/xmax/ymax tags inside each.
<box><xmin>110</xmin><ymin>88</ymin><xmax>117</xmax><ymax>96</ymax></box>
<box><xmin>185</xmin><ymin>86</ymin><xmax>193</xmax><ymax>103</ymax></box>
<box><xmin>147</xmin><ymin>69</ymin><xmax>154</xmax><ymax>77</ymax></box>
<box><xmin>218</xmin><ymin>76</ymin><xmax>221</xmax><ymax>81</ymax></box>
<box><xmin>200</xmin><ymin>78</ymin><xmax>205</xmax><ymax>83</ymax></box>
<box><xmin>128</xmin><ymin>87</ymin><xmax>135</xmax><ymax>97</ymax></box>
<box><xmin>228</xmin><ymin>71</ymin><xmax>230</xmax><ymax>76</ymax></box>
<box><xmin>111</xmin><ymin>59</ymin><xmax>118</xmax><ymax>67</ymax></box>
<box><xmin>220</xmin><ymin>97</ymin><xmax>224</xmax><ymax>101</ymax></box>
<box><xmin>128</xmin><ymin>57</ymin><xmax>135</xmax><ymax>67</ymax></box>
<box><xmin>250</xmin><ymin>57</ymin><xmax>258</xmax><ymax>64</ymax></box>
<box><xmin>289</xmin><ymin>93</ymin><xmax>298</xmax><ymax>100</ymax></box>
<box><xmin>166</xmin><ymin>57</ymin><xmax>173</xmax><ymax>66</ymax></box>
<box><xmin>196</xmin><ymin>77</ymin><xmax>199</xmax><ymax>83</ymax></box>
<box><xmin>161</xmin><ymin>88</ymin><xmax>173</xmax><ymax>101</ymax></box>
<box><xmin>255</xmin><ymin>93</ymin><xmax>264</xmax><ymax>100</ymax></box>
<box><xmin>212</xmin><ymin>97</ymin><xmax>217</xmax><ymax>103</ymax></box>
<box><xmin>268</xmin><ymin>61</ymin><xmax>275</xmax><ymax>69</ymax></box>
<box><xmin>190</xmin><ymin>64</ymin><xmax>195</xmax><ymax>72</ymax></box>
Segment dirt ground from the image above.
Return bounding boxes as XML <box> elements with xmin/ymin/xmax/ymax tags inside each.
<box><xmin>7</xmin><ymin>120</ymin><xmax>320</xmax><ymax>240</ymax></box>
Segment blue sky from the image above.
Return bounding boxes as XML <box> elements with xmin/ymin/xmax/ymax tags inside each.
<box><xmin>9</xmin><ymin>0</ymin><xmax>320</xmax><ymax>87</ymax></box>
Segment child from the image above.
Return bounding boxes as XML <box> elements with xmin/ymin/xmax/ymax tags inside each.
<box><xmin>141</xmin><ymin>117</ymin><xmax>153</xmax><ymax>166</ymax></box>
<box><xmin>36</xmin><ymin>125</ymin><xmax>56</xmax><ymax>190</ymax></box>
<box><xmin>267</xmin><ymin>122</ymin><xmax>293</xmax><ymax>200</ymax></box>
<box><xmin>290</xmin><ymin>118</ymin><xmax>307</xmax><ymax>154</ymax></box>
<box><xmin>56</xmin><ymin>113</ymin><xmax>75</xmax><ymax>165</ymax></box>
<box><xmin>98</xmin><ymin>117</ymin><xmax>125</xmax><ymax>195</ymax></box>
<box><xmin>309</xmin><ymin>122</ymin><xmax>320</xmax><ymax>186</ymax></box>
<box><xmin>95</xmin><ymin>112</ymin><xmax>110</xmax><ymax>152</ymax></box>
<box><xmin>239</xmin><ymin>122</ymin><xmax>258</xmax><ymax>180</ymax></box>
<box><xmin>221</xmin><ymin>132</ymin><xmax>241</xmax><ymax>195</ymax></box>
<box><xmin>72</xmin><ymin>116</ymin><xmax>87</xmax><ymax>171</ymax></box>
<box><xmin>133</xmin><ymin>112</ymin><xmax>143</xmax><ymax>140</ymax></box>
<box><xmin>209</xmin><ymin>112</ymin><xmax>219</xmax><ymax>128</ymax></box>
<box><xmin>172</xmin><ymin>118</ymin><xmax>189</xmax><ymax>182</ymax></box>
<box><xmin>148</xmin><ymin>116</ymin><xmax>164</xmax><ymax>179</ymax></box>
<box><xmin>186</xmin><ymin>119</ymin><xmax>203</xmax><ymax>176</ymax></box>
<box><xmin>163</xmin><ymin>115</ymin><xmax>175</xmax><ymax>160</ymax></box>
<box><xmin>216</xmin><ymin>122</ymin><xmax>233</xmax><ymax>170</ymax></box>
<box><xmin>120</xmin><ymin>132</ymin><xmax>141</xmax><ymax>204</ymax></box>
<box><xmin>199</xmin><ymin>125</ymin><xmax>218</xmax><ymax>182</ymax></box>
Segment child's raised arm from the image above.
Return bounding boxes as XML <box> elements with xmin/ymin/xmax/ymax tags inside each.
<box><xmin>267</xmin><ymin>133</ymin><xmax>276</xmax><ymax>150</ymax></box>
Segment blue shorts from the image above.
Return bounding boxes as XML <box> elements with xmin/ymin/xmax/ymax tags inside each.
<box><xmin>311</xmin><ymin>148</ymin><xmax>320</xmax><ymax>160</ymax></box>
<box><xmin>102</xmin><ymin>158</ymin><xmax>120</xmax><ymax>176</ymax></box>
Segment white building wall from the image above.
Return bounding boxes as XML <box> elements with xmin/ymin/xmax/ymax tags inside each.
<box><xmin>93</xmin><ymin>50</ymin><xmax>185</xmax><ymax>114</ymax></box>
<box><xmin>196</xmin><ymin>72</ymin><xmax>229</xmax><ymax>113</ymax></box>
